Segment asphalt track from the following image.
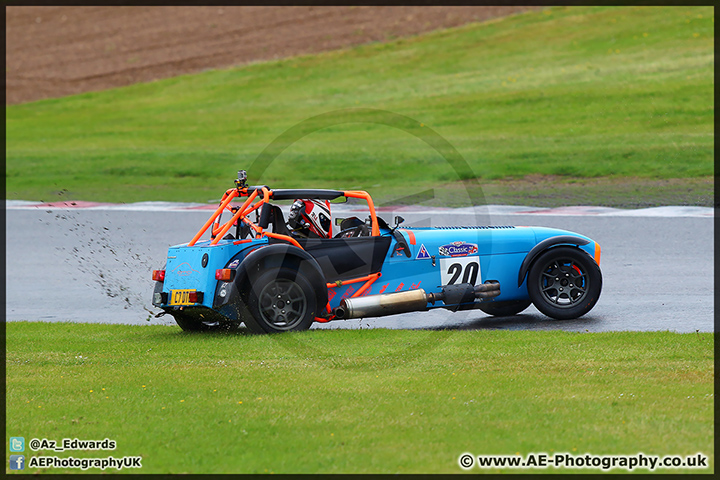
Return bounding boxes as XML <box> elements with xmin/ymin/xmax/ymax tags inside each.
<box><xmin>5</xmin><ymin>203</ymin><xmax>714</xmax><ymax>333</ymax></box>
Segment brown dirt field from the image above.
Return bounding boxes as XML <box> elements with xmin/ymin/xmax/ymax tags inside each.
<box><xmin>6</xmin><ymin>6</ymin><xmax>539</xmax><ymax>105</ymax></box>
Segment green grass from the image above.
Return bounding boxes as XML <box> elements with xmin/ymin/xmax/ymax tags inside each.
<box><xmin>6</xmin><ymin>322</ymin><xmax>714</xmax><ymax>474</ymax></box>
<box><xmin>5</xmin><ymin>6</ymin><xmax>714</xmax><ymax>204</ymax></box>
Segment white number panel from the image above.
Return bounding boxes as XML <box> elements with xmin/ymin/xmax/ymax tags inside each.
<box><xmin>439</xmin><ymin>256</ymin><xmax>481</xmax><ymax>286</ymax></box>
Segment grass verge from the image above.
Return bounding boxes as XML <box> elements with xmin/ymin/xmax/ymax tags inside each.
<box><xmin>432</xmin><ymin>176</ymin><xmax>715</xmax><ymax>209</ymax></box>
<box><xmin>6</xmin><ymin>321</ymin><xmax>714</xmax><ymax>474</ymax></box>
<box><xmin>5</xmin><ymin>6</ymin><xmax>714</xmax><ymax>205</ymax></box>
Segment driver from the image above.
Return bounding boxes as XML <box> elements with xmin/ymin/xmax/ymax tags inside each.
<box><xmin>287</xmin><ymin>199</ymin><xmax>332</xmax><ymax>238</ymax></box>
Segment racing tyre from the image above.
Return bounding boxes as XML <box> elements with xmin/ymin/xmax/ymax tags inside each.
<box><xmin>172</xmin><ymin>311</ymin><xmax>238</xmax><ymax>332</ymax></box>
<box><xmin>478</xmin><ymin>300</ymin><xmax>531</xmax><ymax>317</ymax></box>
<box><xmin>527</xmin><ymin>246</ymin><xmax>602</xmax><ymax>320</ymax></box>
<box><xmin>243</xmin><ymin>267</ymin><xmax>317</xmax><ymax>333</ymax></box>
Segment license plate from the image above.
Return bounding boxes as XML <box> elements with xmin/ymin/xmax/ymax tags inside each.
<box><xmin>170</xmin><ymin>289</ymin><xmax>196</xmax><ymax>306</ymax></box>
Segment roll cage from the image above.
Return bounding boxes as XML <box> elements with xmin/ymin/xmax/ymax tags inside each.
<box><xmin>188</xmin><ymin>186</ymin><xmax>382</xmax><ymax>248</ymax></box>
<box><xmin>185</xmin><ymin>181</ymin><xmax>386</xmax><ymax>323</ymax></box>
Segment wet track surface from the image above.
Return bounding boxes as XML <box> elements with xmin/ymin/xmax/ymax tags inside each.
<box><xmin>5</xmin><ymin>206</ymin><xmax>714</xmax><ymax>333</ymax></box>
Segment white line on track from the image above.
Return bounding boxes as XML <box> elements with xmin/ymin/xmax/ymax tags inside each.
<box><xmin>6</xmin><ymin>200</ymin><xmax>715</xmax><ymax>217</ymax></box>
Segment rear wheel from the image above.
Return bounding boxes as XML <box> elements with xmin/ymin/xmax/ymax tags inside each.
<box><xmin>527</xmin><ymin>247</ymin><xmax>602</xmax><ymax>320</ymax></box>
<box><xmin>243</xmin><ymin>267</ymin><xmax>317</xmax><ymax>333</ymax></box>
<box><xmin>478</xmin><ymin>300</ymin><xmax>531</xmax><ymax>317</ymax></box>
<box><xmin>172</xmin><ymin>310</ymin><xmax>238</xmax><ymax>332</ymax></box>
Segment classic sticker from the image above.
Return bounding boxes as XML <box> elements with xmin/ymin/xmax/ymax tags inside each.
<box><xmin>438</xmin><ymin>241</ymin><xmax>478</xmax><ymax>257</ymax></box>
<box><xmin>228</xmin><ymin>259</ymin><xmax>240</xmax><ymax>269</ymax></box>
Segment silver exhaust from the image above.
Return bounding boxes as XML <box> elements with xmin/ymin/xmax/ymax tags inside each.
<box><xmin>334</xmin><ymin>282</ymin><xmax>500</xmax><ymax>319</ymax></box>
<box><xmin>335</xmin><ymin>289</ymin><xmax>428</xmax><ymax>319</ymax></box>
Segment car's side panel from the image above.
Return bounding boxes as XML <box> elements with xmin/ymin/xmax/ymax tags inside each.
<box><xmin>324</xmin><ymin>227</ymin><xmax>544</xmax><ymax>309</ymax></box>
<box><xmin>400</xmin><ymin>226</ymin><xmax>538</xmax><ymax>259</ymax></box>
<box><xmin>297</xmin><ymin>236</ymin><xmax>392</xmax><ymax>283</ymax></box>
<box><xmin>162</xmin><ymin>239</ymin><xmax>267</xmax><ymax>309</ymax></box>
<box><xmin>345</xmin><ymin>226</ymin><xmax>595</xmax><ymax>308</ymax></box>
<box><xmin>390</xmin><ymin>227</ymin><xmax>539</xmax><ymax>300</ymax></box>
<box><xmin>480</xmin><ymin>252</ymin><xmax>532</xmax><ymax>301</ymax></box>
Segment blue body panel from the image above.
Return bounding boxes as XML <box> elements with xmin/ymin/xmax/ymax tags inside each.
<box><xmin>324</xmin><ymin>225</ymin><xmax>596</xmax><ymax>308</ymax></box>
<box><xmin>162</xmin><ymin>238</ymin><xmax>268</xmax><ymax>308</ymax></box>
<box><xmin>158</xmin><ymin>223</ymin><xmax>599</xmax><ymax>314</ymax></box>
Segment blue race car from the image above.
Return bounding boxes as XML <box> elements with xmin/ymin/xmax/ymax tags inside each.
<box><xmin>152</xmin><ymin>171</ymin><xmax>602</xmax><ymax>333</ymax></box>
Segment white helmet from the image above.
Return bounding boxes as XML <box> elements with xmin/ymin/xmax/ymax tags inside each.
<box><xmin>288</xmin><ymin>199</ymin><xmax>332</xmax><ymax>238</ymax></box>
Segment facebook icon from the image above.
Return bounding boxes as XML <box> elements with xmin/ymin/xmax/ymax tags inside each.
<box><xmin>10</xmin><ymin>455</ymin><xmax>25</xmax><ymax>470</ymax></box>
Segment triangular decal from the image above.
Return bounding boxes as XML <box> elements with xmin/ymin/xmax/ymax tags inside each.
<box><xmin>416</xmin><ymin>244</ymin><xmax>431</xmax><ymax>259</ymax></box>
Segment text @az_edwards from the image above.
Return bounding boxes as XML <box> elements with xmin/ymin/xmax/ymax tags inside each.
<box><xmin>458</xmin><ymin>452</ymin><xmax>709</xmax><ymax>471</ymax></box>
<box><xmin>29</xmin><ymin>437</ymin><xmax>115</xmax><ymax>452</ymax></box>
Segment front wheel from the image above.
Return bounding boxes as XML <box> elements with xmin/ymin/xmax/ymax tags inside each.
<box><xmin>527</xmin><ymin>246</ymin><xmax>602</xmax><ymax>320</ymax></box>
<box><xmin>243</xmin><ymin>267</ymin><xmax>317</xmax><ymax>333</ymax></box>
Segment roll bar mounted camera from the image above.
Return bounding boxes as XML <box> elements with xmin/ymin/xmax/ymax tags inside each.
<box><xmin>235</xmin><ymin>170</ymin><xmax>248</xmax><ymax>190</ymax></box>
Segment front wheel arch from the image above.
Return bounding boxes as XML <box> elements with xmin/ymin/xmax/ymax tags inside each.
<box><xmin>518</xmin><ymin>235</ymin><xmax>592</xmax><ymax>287</ymax></box>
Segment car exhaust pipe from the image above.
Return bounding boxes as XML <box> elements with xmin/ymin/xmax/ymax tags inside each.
<box><xmin>334</xmin><ymin>282</ymin><xmax>501</xmax><ymax>319</ymax></box>
<box><xmin>335</xmin><ymin>289</ymin><xmax>429</xmax><ymax>319</ymax></box>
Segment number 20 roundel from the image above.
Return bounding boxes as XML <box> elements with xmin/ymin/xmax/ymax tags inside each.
<box><xmin>439</xmin><ymin>256</ymin><xmax>480</xmax><ymax>286</ymax></box>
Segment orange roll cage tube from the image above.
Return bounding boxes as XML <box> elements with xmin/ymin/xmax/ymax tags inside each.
<box><xmin>191</xmin><ymin>188</ymin><xmax>381</xmax><ymax>248</ymax></box>
<box><xmin>343</xmin><ymin>191</ymin><xmax>380</xmax><ymax>236</ymax></box>
<box><xmin>211</xmin><ymin>189</ymin><xmax>258</xmax><ymax>237</ymax></box>
<box><xmin>210</xmin><ymin>188</ymin><xmax>261</xmax><ymax>245</ymax></box>
<box><xmin>241</xmin><ymin>216</ymin><xmax>263</xmax><ymax>238</ymax></box>
<box><xmin>218</xmin><ymin>187</ymin><xmax>269</xmax><ymax>244</ymax></box>
<box><xmin>188</xmin><ymin>189</ymin><xmax>240</xmax><ymax>247</ymax></box>
<box><xmin>264</xmin><ymin>232</ymin><xmax>302</xmax><ymax>249</ymax></box>
<box><xmin>316</xmin><ymin>272</ymin><xmax>382</xmax><ymax>323</ymax></box>
<box><xmin>210</xmin><ymin>189</ymin><xmax>239</xmax><ymax>237</ymax></box>
<box><xmin>326</xmin><ymin>272</ymin><xmax>381</xmax><ymax>291</ymax></box>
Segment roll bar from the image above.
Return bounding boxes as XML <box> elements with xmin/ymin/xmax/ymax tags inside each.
<box><xmin>187</xmin><ymin>186</ymin><xmax>380</xmax><ymax>247</ymax></box>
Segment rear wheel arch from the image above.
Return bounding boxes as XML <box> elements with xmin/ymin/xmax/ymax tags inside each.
<box><xmin>232</xmin><ymin>245</ymin><xmax>328</xmax><ymax>324</ymax></box>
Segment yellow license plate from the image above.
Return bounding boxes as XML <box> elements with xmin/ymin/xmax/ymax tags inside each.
<box><xmin>170</xmin><ymin>289</ymin><xmax>196</xmax><ymax>306</ymax></box>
